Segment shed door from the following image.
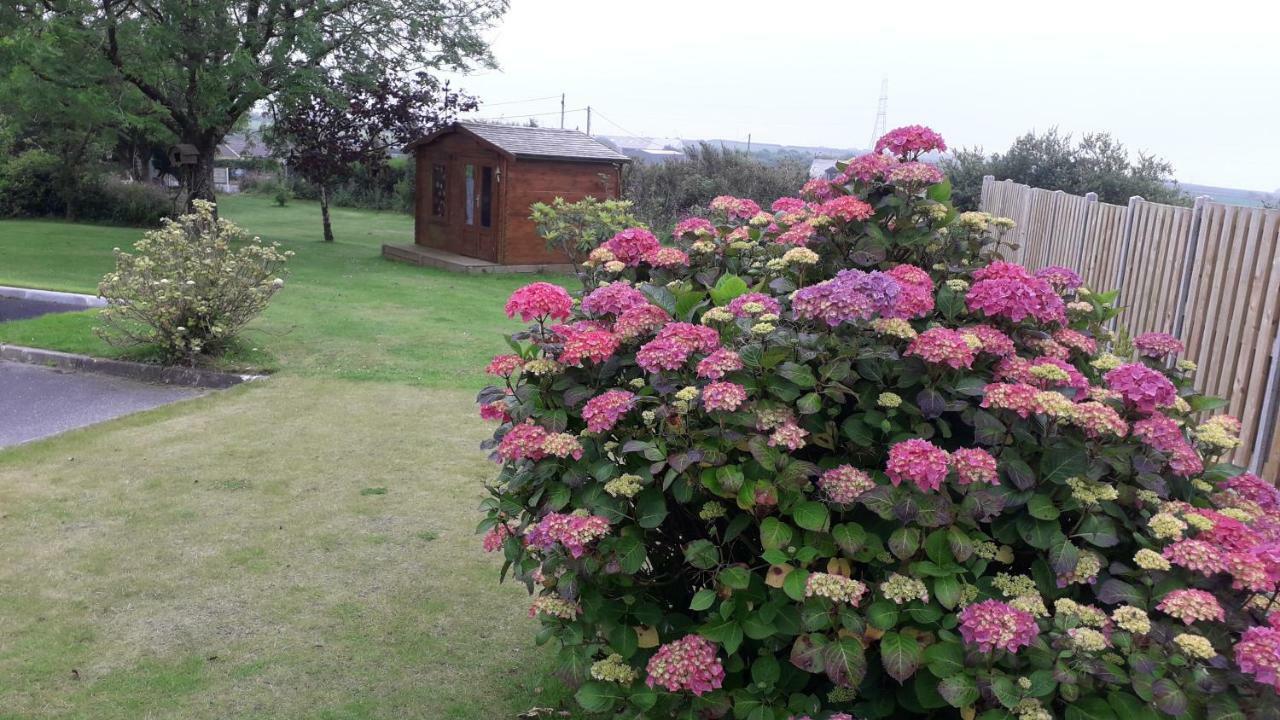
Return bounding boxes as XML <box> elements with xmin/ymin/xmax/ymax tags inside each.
<box><xmin>456</xmin><ymin>159</ymin><xmax>498</xmax><ymax>262</ymax></box>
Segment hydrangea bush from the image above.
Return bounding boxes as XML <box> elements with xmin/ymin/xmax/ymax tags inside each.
<box><xmin>478</xmin><ymin>126</ymin><xmax>1280</xmax><ymax>720</ymax></box>
<box><xmin>96</xmin><ymin>200</ymin><xmax>291</xmax><ymax>364</ymax></box>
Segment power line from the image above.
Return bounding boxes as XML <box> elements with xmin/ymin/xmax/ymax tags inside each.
<box><xmin>477</xmin><ymin>94</ymin><xmax>563</xmax><ymax>108</ymax></box>
<box><xmin>467</xmin><ymin>107</ymin><xmax>588</xmax><ymax>123</ymax></box>
<box><xmin>589</xmin><ymin>108</ymin><xmax>652</xmax><ymax>143</ymax></box>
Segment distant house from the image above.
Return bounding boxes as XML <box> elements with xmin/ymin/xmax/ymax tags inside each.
<box><xmin>809</xmin><ymin>157</ymin><xmax>839</xmax><ymax>179</ymax></box>
<box><xmin>599</xmin><ymin>135</ymin><xmax>688</xmax><ymax>163</ymax></box>
<box><xmin>384</xmin><ymin>121</ymin><xmax>630</xmax><ymax>272</ymax></box>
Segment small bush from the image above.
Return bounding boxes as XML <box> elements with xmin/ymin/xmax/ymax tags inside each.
<box><xmin>480</xmin><ymin>126</ymin><xmax>1280</xmax><ymax>719</ymax></box>
<box><xmin>0</xmin><ymin>150</ymin><xmax>171</xmax><ymax>226</ymax></box>
<box><xmin>0</xmin><ymin>149</ymin><xmax>64</xmax><ymax>217</ymax></box>
<box><xmin>530</xmin><ymin>196</ymin><xmax>643</xmax><ymax>267</ymax></box>
<box><xmin>96</xmin><ymin>201</ymin><xmax>292</xmax><ymax>364</ymax></box>
<box><xmin>83</xmin><ymin>181</ymin><xmax>174</xmax><ymax>226</ymax></box>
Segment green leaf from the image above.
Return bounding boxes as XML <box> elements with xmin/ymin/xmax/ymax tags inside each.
<box><xmin>1027</xmin><ymin>493</ymin><xmax>1060</xmax><ymax>520</ymax></box>
<box><xmin>1016</xmin><ymin>515</ymin><xmax>1064</xmax><ymax>550</ymax></box>
<box><xmin>879</xmin><ymin>631</ymin><xmax>921</xmax><ymax>683</ymax></box>
<box><xmin>614</xmin><ymin>535</ymin><xmax>647</xmax><ymax>573</ymax></box>
<box><xmin>933</xmin><ymin>576</ymin><xmax>963</xmax><ymax>610</ymax></box>
<box><xmin>751</xmin><ymin>654</ymin><xmax>781</xmax><ymax>686</ymax></box>
<box><xmin>778</xmin><ymin>362</ymin><xmax>817</xmax><ymax>389</ymax></box>
<box><xmin>684</xmin><ymin>539</ymin><xmax>719</xmax><ymax>569</ymax></box>
<box><xmin>634</xmin><ymin>489</ymin><xmax>668</xmax><ymax>529</ymax></box>
<box><xmin>1077</xmin><ymin>515</ymin><xmax>1120</xmax><ymax>547</ymax></box>
<box><xmin>792</xmin><ymin>501</ymin><xmax>830</xmax><ymax>532</ymax></box>
<box><xmin>760</xmin><ymin>517</ymin><xmax>794</xmax><ymax>550</ymax></box>
<box><xmin>924</xmin><ymin>641</ymin><xmax>965</xmax><ymax>678</ymax></box>
<box><xmin>1040</xmin><ymin>447</ymin><xmax>1088</xmax><ymax>484</ymax></box>
<box><xmin>1065</xmin><ymin>697</ymin><xmax>1119</xmax><ymax>720</ymax></box>
<box><xmin>575</xmin><ymin>681</ymin><xmax>622</xmax><ymax>712</ymax></box>
<box><xmin>832</xmin><ymin>523</ymin><xmax>867</xmax><ymax>555</ymax></box>
<box><xmin>824</xmin><ymin>637</ymin><xmax>867</xmax><ymax>688</ymax></box>
<box><xmin>938</xmin><ymin>673</ymin><xmax>979</xmax><ymax>708</ymax></box>
<box><xmin>926</xmin><ymin>178</ymin><xmax>952</xmax><ymax>202</ymax></box>
<box><xmin>1107</xmin><ymin>692</ymin><xmax>1161</xmax><ymax>720</ymax></box>
<box><xmin>690</xmin><ymin>588</ymin><xmax>717</xmax><ymax>611</ymax></box>
<box><xmin>783</xmin><ymin>568</ymin><xmax>809</xmax><ymax>601</ymax></box>
<box><xmin>608</xmin><ymin>624</ymin><xmax>638</xmax><ymax>658</ymax></box>
<box><xmin>709</xmin><ymin>273</ymin><xmax>749</xmax><ymax>305</ymax></box>
<box><xmin>866</xmin><ymin>600</ymin><xmax>899</xmax><ymax>630</ymax></box>
<box><xmin>889</xmin><ymin>527</ymin><xmax>922</xmax><ymax>560</ymax></box>
<box><xmin>719</xmin><ymin>566</ymin><xmax>751</xmax><ymax>590</ymax></box>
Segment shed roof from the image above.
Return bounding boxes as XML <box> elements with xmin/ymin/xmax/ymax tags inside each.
<box><xmin>405</xmin><ymin>121</ymin><xmax>630</xmax><ymax>163</ymax></box>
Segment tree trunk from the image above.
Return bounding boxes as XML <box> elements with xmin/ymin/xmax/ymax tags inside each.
<box><xmin>320</xmin><ymin>184</ymin><xmax>335</xmax><ymax>242</ymax></box>
<box><xmin>187</xmin><ymin>142</ymin><xmax>219</xmax><ymax>213</ymax></box>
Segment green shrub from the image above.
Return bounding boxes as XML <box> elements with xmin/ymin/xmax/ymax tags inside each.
<box><xmin>0</xmin><ymin>149</ymin><xmax>171</xmax><ymax>226</ymax></box>
<box><xmin>530</xmin><ymin>196</ymin><xmax>643</xmax><ymax>267</ymax></box>
<box><xmin>0</xmin><ymin>149</ymin><xmax>64</xmax><ymax>217</ymax></box>
<box><xmin>480</xmin><ymin>127</ymin><xmax>1280</xmax><ymax>719</ymax></box>
<box><xmin>96</xmin><ymin>201</ymin><xmax>291</xmax><ymax>364</ymax></box>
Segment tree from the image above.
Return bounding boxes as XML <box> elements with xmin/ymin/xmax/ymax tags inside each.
<box><xmin>268</xmin><ymin>72</ymin><xmax>474</xmax><ymax>242</ymax></box>
<box><xmin>3</xmin><ymin>0</ymin><xmax>505</xmax><ymax>208</ymax></box>
<box><xmin>942</xmin><ymin>127</ymin><xmax>1186</xmax><ymax>209</ymax></box>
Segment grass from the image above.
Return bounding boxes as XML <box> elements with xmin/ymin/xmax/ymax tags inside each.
<box><xmin>0</xmin><ymin>195</ymin><xmax>560</xmax><ymax>388</ymax></box>
<box><xmin>0</xmin><ymin>198</ymin><xmax>583</xmax><ymax>718</ymax></box>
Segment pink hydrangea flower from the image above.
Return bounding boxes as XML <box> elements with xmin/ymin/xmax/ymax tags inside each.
<box><xmin>1070</xmin><ymin>402</ymin><xmax>1129</xmax><ymax>438</ymax></box>
<box><xmin>479</xmin><ymin>400</ymin><xmax>510</xmax><ymax>422</ymax></box>
<box><xmin>883</xmin><ymin>264</ymin><xmax>934</xmax><ymax>319</ymax></box>
<box><xmin>1052</xmin><ymin>328</ymin><xmax>1098</xmax><ymax>355</ymax></box>
<box><xmin>524</xmin><ymin>512</ymin><xmax>611</xmax><ymax>558</ymax></box>
<box><xmin>582</xmin><ymin>282</ymin><xmax>650</xmax><ymax>316</ymax></box>
<box><xmin>636</xmin><ymin>337</ymin><xmax>692</xmax><ymax>373</ymax></box>
<box><xmin>498</xmin><ymin>422</ymin><xmax>550</xmax><ymax>462</ymax></box>
<box><xmin>875</xmin><ymin>125</ymin><xmax>947</xmax><ymax>158</ymax></box>
<box><xmin>581</xmin><ymin>390</ymin><xmax>637</xmax><ymax>433</ymax></box>
<box><xmin>886</xmin><ymin>438</ymin><xmax>951</xmax><ymax>492</ymax></box>
<box><xmin>709</xmin><ymin>195</ymin><xmax>761</xmax><ymax>220</ymax></box>
<box><xmin>1157</xmin><ymin>589</ymin><xmax>1225</xmax><ymax>625</ymax></box>
<box><xmin>727</xmin><ymin>292</ymin><xmax>782</xmax><ymax>318</ymax></box>
<box><xmin>656</xmin><ymin>322</ymin><xmax>721</xmax><ymax>353</ymax></box>
<box><xmin>771</xmin><ymin>197</ymin><xmax>808</xmax><ymax>213</ymax></box>
<box><xmin>613</xmin><ymin>304</ymin><xmax>670</xmax><ymax>340</ymax></box>
<box><xmin>887</xmin><ymin>161</ymin><xmax>944</xmax><ymax>189</ymax></box>
<box><xmin>818</xmin><ymin>465</ymin><xmax>877</xmax><ymax>504</ymax></box>
<box><xmin>486</xmin><ymin>354</ymin><xmax>523</xmax><ymax>376</ymax></box>
<box><xmin>505</xmin><ymin>282</ymin><xmax>573</xmax><ymax>322</ymax></box>
<box><xmin>837</xmin><ymin>152</ymin><xmax>899</xmax><ymax>184</ymax></box>
<box><xmin>1164</xmin><ymin>539</ymin><xmax>1227</xmax><ymax>576</ymax></box>
<box><xmin>958</xmin><ymin>599</ymin><xmax>1038</xmax><ymax>654</ymax></box>
<box><xmin>1235</xmin><ymin>625</ymin><xmax>1280</xmax><ymax>691</ymax></box>
<box><xmin>906</xmin><ymin>327</ymin><xmax>976</xmax><ymax>369</ymax></box>
<box><xmin>996</xmin><ymin>356</ymin><xmax>1090</xmax><ymax>398</ymax></box>
<box><xmin>482</xmin><ymin>522</ymin><xmax>511</xmax><ymax>552</ymax></box>
<box><xmin>981</xmin><ymin>382</ymin><xmax>1041</xmax><ymax>418</ymax></box>
<box><xmin>965</xmin><ymin>324</ymin><xmax>1016</xmax><ymax>357</ymax></box>
<box><xmin>702</xmin><ymin>381</ymin><xmax>747</xmax><ymax>412</ymax></box>
<box><xmin>776</xmin><ymin>220</ymin><xmax>817</xmax><ymax>246</ymax></box>
<box><xmin>1034</xmin><ymin>265</ymin><xmax>1083</xmax><ymax>292</ymax></box>
<box><xmin>965</xmin><ymin>263</ymin><xmax>1066</xmax><ymax>324</ymax></box>
<box><xmin>541</xmin><ymin>432</ymin><xmax>584</xmax><ymax>460</ymax></box>
<box><xmin>1221</xmin><ymin>474</ymin><xmax>1280</xmax><ymax>512</ymax></box>
<box><xmin>696</xmin><ymin>348</ymin><xmax>743</xmax><ymax>380</ymax></box>
<box><xmin>645</xmin><ymin>635</ymin><xmax>725</xmax><ymax>695</ymax></box>
<box><xmin>1133</xmin><ymin>414</ymin><xmax>1202</xmax><ymax>476</ymax></box>
<box><xmin>951</xmin><ymin>447</ymin><xmax>999</xmax><ymax>485</ymax></box>
<box><xmin>793</xmin><ymin>269</ymin><xmax>900</xmax><ymax>326</ymax></box>
<box><xmin>816</xmin><ymin>195</ymin><xmax>874</xmax><ymax>223</ymax></box>
<box><xmin>1105</xmin><ymin>363</ymin><xmax>1178</xmax><ymax>414</ymax></box>
<box><xmin>1134</xmin><ymin>332</ymin><xmax>1185</xmax><ymax>359</ymax></box>
<box><xmin>673</xmin><ymin>217</ymin><xmax>716</xmax><ymax>238</ymax></box>
<box><xmin>799</xmin><ymin>178</ymin><xmax>835</xmax><ymax>202</ymax></box>
<box><xmin>645</xmin><ymin>246</ymin><xmax>690</xmax><ymax>268</ymax></box>
<box><xmin>558</xmin><ymin>329</ymin><xmax>620</xmax><ymax>366</ymax></box>
<box><xmin>768</xmin><ymin>421</ymin><xmax>808</xmax><ymax>451</ymax></box>
<box><xmin>602</xmin><ymin>228</ymin><xmax>662</xmax><ymax>266</ymax></box>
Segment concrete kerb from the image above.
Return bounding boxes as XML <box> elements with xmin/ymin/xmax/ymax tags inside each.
<box><xmin>0</xmin><ymin>344</ymin><xmax>263</xmax><ymax>390</ymax></box>
<box><xmin>0</xmin><ymin>285</ymin><xmax>107</xmax><ymax>308</ymax></box>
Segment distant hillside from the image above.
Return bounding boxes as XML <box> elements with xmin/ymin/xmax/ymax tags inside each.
<box><xmin>1178</xmin><ymin>182</ymin><xmax>1278</xmax><ymax>208</ymax></box>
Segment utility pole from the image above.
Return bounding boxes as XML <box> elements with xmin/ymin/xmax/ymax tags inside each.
<box><xmin>560</xmin><ymin>93</ymin><xmax>565</xmax><ymax>129</ymax></box>
<box><xmin>586</xmin><ymin>106</ymin><xmax>592</xmax><ymax>135</ymax></box>
<box><xmin>747</xmin><ymin>133</ymin><xmax>751</xmax><ymax>153</ymax></box>
<box><xmin>869</xmin><ymin>76</ymin><xmax>888</xmax><ymax>149</ymax></box>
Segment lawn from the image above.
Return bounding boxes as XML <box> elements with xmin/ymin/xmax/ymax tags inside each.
<box><xmin>0</xmin><ymin>198</ymin><xmax>580</xmax><ymax>718</ymax></box>
<box><xmin>0</xmin><ymin>195</ymin><xmax>561</xmax><ymax>387</ymax></box>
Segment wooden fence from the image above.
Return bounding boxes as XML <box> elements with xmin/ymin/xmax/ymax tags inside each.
<box><xmin>980</xmin><ymin>176</ymin><xmax>1280</xmax><ymax>478</ymax></box>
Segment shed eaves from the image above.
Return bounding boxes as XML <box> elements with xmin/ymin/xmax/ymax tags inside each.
<box><xmin>418</xmin><ymin>121</ymin><xmax>630</xmax><ymax>162</ymax></box>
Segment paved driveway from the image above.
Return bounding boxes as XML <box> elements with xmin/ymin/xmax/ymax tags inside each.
<box><xmin>0</xmin><ymin>360</ymin><xmax>204</xmax><ymax>448</ymax></box>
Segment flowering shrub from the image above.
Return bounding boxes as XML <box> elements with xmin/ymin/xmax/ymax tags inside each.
<box><xmin>478</xmin><ymin>126</ymin><xmax>1280</xmax><ymax>719</ymax></box>
<box><xmin>96</xmin><ymin>201</ymin><xmax>290</xmax><ymax>364</ymax></box>
<box><xmin>530</xmin><ymin>196</ymin><xmax>643</xmax><ymax>267</ymax></box>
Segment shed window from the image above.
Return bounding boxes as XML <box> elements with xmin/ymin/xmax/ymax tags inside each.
<box><xmin>480</xmin><ymin>166</ymin><xmax>493</xmax><ymax>228</ymax></box>
<box><xmin>430</xmin><ymin>164</ymin><xmax>446</xmax><ymax>217</ymax></box>
<box><xmin>464</xmin><ymin>164</ymin><xmax>475</xmax><ymax>225</ymax></box>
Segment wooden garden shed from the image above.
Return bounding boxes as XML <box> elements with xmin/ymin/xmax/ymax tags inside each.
<box><xmin>382</xmin><ymin>121</ymin><xmax>630</xmax><ymax>273</ymax></box>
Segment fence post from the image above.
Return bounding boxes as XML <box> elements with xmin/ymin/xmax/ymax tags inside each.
<box><xmin>1171</xmin><ymin>196</ymin><xmax>1210</xmax><ymax>340</ymax></box>
<box><xmin>1073</xmin><ymin>192</ymin><xmax>1098</xmax><ymax>272</ymax></box>
<box><xmin>1109</xmin><ymin>195</ymin><xmax>1144</xmax><ymax>332</ymax></box>
<box><xmin>981</xmin><ymin>175</ymin><xmax>994</xmax><ymax>210</ymax></box>
<box><xmin>1251</xmin><ymin>332</ymin><xmax>1280</xmax><ymax>474</ymax></box>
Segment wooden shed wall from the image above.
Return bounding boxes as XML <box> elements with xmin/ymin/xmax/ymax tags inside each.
<box><xmin>412</xmin><ymin>134</ymin><xmax>506</xmax><ymax>258</ymax></box>
<box><xmin>500</xmin><ymin>159</ymin><xmax>623</xmax><ymax>265</ymax></box>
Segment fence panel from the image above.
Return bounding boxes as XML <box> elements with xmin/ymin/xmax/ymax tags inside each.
<box><xmin>1043</xmin><ymin>192</ymin><xmax>1092</xmax><ymax>270</ymax></box>
<box><xmin>1076</xmin><ymin>201</ymin><xmax>1127</xmax><ymax>291</ymax></box>
<box><xmin>1114</xmin><ymin>200</ymin><xmax>1194</xmax><ymax>337</ymax></box>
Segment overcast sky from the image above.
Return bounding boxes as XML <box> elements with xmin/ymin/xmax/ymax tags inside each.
<box><xmin>446</xmin><ymin>0</ymin><xmax>1279</xmax><ymax>191</ymax></box>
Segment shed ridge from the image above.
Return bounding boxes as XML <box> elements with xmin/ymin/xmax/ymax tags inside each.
<box><xmin>404</xmin><ymin>120</ymin><xmax>629</xmax><ymax>163</ymax></box>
